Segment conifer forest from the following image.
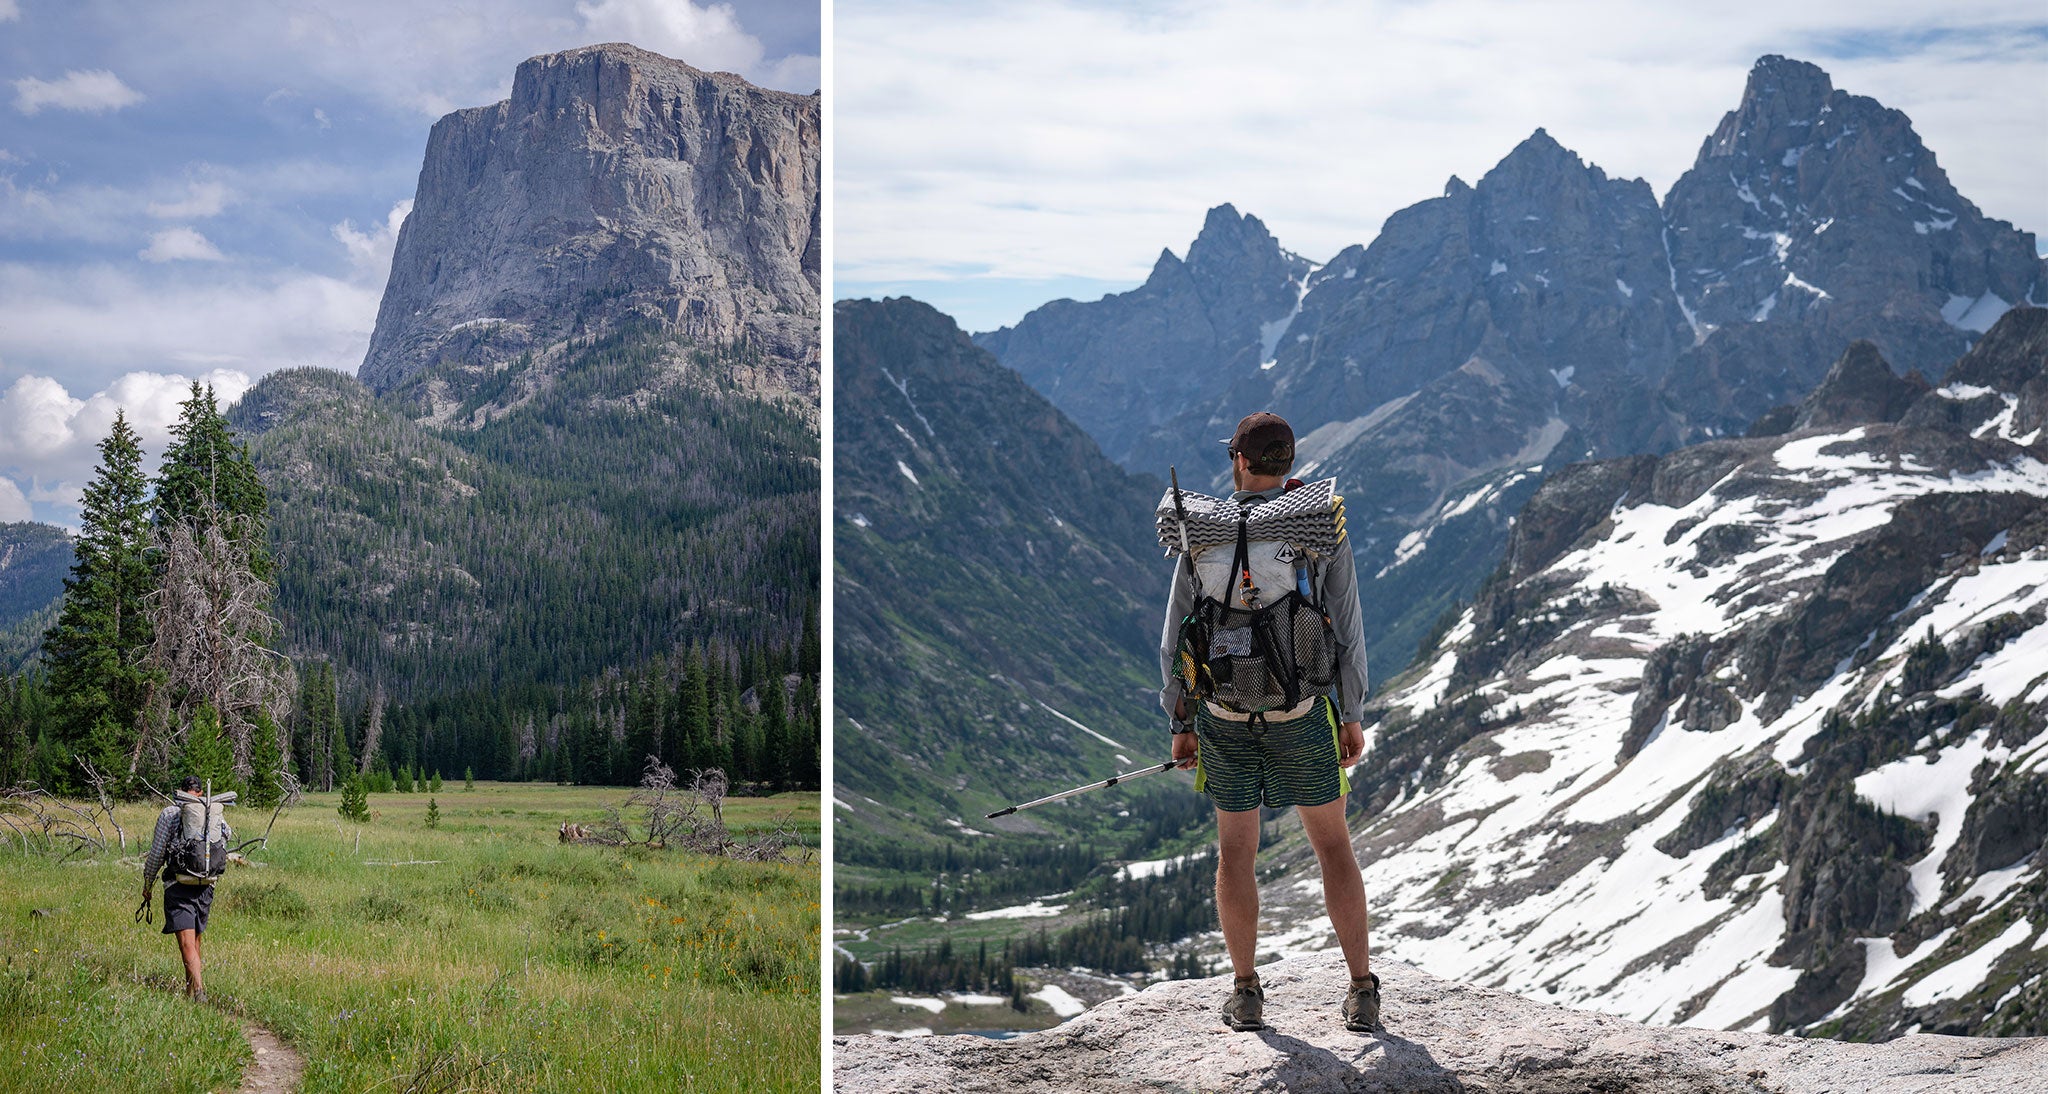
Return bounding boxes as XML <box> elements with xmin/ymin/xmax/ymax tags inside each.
<box><xmin>0</xmin><ymin>338</ymin><xmax>823</xmax><ymax>801</ymax></box>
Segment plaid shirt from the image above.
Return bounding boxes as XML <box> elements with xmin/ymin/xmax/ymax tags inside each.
<box><xmin>140</xmin><ymin>795</ymin><xmax>232</xmax><ymax>886</ymax></box>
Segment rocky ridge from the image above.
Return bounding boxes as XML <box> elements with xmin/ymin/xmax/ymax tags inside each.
<box><xmin>1233</xmin><ymin>309</ymin><xmax>2048</xmax><ymax>1040</ymax></box>
<box><xmin>976</xmin><ymin>55</ymin><xmax>2045</xmax><ymax>679</ymax></box>
<box><xmin>833</xmin><ymin>297</ymin><xmax>1168</xmax><ymax>847</ymax></box>
<box><xmin>361</xmin><ymin>42</ymin><xmax>820</xmax><ymax>418</ymax></box>
<box><xmin>834</xmin><ymin>951</ymin><xmax>2047</xmax><ymax>1093</ymax></box>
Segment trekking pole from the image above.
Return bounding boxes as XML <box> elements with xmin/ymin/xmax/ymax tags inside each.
<box><xmin>985</xmin><ymin>759</ymin><xmax>1183</xmax><ymax>819</ymax></box>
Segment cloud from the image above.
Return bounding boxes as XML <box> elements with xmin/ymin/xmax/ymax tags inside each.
<box><xmin>147</xmin><ymin>181</ymin><xmax>234</xmax><ymax>219</ymax></box>
<box><xmin>332</xmin><ymin>199</ymin><xmax>411</xmax><ymax>276</ymax></box>
<box><xmin>0</xmin><ymin>367</ymin><xmax>252</xmax><ymax>525</ymax></box>
<box><xmin>139</xmin><ymin>226</ymin><xmax>227</xmax><ymax>262</ymax></box>
<box><xmin>574</xmin><ymin>0</ymin><xmax>766</xmax><ymax>75</ymax></box>
<box><xmin>13</xmin><ymin>69</ymin><xmax>146</xmax><ymax>115</ymax></box>
<box><xmin>837</xmin><ymin>0</ymin><xmax>2048</xmax><ymax>322</ymax></box>
<box><xmin>0</xmin><ymin>261</ymin><xmax>381</xmax><ymax>389</ymax></box>
<box><xmin>0</xmin><ymin>479</ymin><xmax>28</xmax><ymax>522</ymax></box>
<box><xmin>0</xmin><ymin>1</ymin><xmax>18</xmax><ymax>23</ymax></box>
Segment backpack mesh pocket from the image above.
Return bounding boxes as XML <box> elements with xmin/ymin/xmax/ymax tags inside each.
<box><xmin>1185</xmin><ymin>591</ymin><xmax>1335</xmax><ymax>713</ymax></box>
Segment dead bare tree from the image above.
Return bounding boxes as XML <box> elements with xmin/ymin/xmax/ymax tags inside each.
<box><xmin>563</xmin><ymin>764</ymin><xmax>800</xmax><ymax>861</ymax></box>
<box><xmin>357</xmin><ymin>683</ymin><xmax>385</xmax><ymax>776</ymax></box>
<box><xmin>1</xmin><ymin>786</ymin><xmax>119</xmax><ymax>860</ymax></box>
<box><xmin>691</xmin><ymin>767</ymin><xmax>728</xmax><ymax>831</ymax></box>
<box><xmin>78</xmin><ymin>758</ymin><xmax>128</xmax><ymax>853</ymax></box>
<box><xmin>134</xmin><ymin>512</ymin><xmax>296</xmax><ymax>777</ymax></box>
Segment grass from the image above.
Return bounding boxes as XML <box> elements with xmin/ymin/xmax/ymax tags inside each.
<box><xmin>0</xmin><ymin>782</ymin><xmax>820</xmax><ymax>1093</ymax></box>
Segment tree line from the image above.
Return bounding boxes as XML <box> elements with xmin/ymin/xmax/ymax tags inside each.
<box><xmin>0</xmin><ymin>375</ymin><xmax>822</xmax><ymax>798</ymax></box>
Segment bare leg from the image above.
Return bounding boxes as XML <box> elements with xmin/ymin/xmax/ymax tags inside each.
<box><xmin>1297</xmin><ymin>798</ymin><xmax>1371</xmax><ymax>980</ymax></box>
<box><xmin>175</xmin><ymin>928</ymin><xmax>204</xmax><ymax>998</ymax></box>
<box><xmin>1214</xmin><ymin>807</ymin><xmax>1262</xmax><ymax>979</ymax></box>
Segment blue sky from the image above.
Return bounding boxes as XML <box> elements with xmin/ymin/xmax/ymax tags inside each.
<box><xmin>836</xmin><ymin>0</ymin><xmax>2047</xmax><ymax>335</ymax></box>
<box><xmin>0</xmin><ymin>0</ymin><xmax>817</xmax><ymax>526</ymax></box>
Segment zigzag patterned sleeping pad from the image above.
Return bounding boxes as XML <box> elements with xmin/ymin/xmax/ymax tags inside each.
<box><xmin>1155</xmin><ymin>477</ymin><xmax>1348</xmax><ymax>558</ymax></box>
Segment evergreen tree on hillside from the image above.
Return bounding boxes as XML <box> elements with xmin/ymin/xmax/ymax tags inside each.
<box><xmin>245</xmin><ymin>711</ymin><xmax>285</xmax><ymax>808</ymax></box>
<box><xmin>41</xmin><ymin>412</ymin><xmax>156</xmax><ymax>793</ymax></box>
<box><xmin>179</xmin><ymin>704</ymin><xmax>237</xmax><ymax>794</ymax></box>
<box><xmin>142</xmin><ymin>386</ymin><xmax>295</xmax><ymax>785</ymax></box>
<box><xmin>154</xmin><ymin>382</ymin><xmax>270</xmax><ymax>577</ymax></box>
<box><xmin>677</xmin><ymin>646</ymin><xmax>711</xmax><ymax>772</ymax></box>
<box><xmin>761</xmin><ymin>667</ymin><xmax>791</xmax><ymax>791</ymax></box>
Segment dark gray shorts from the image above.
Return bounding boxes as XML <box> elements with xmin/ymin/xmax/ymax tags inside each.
<box><xmin>1194</xmin><ymin>696</ymin><xmax>1350</xmax><ymax>812</ymax></box>
<box><xmin>162</xmin><ymin>882</ymin><xmax>215</xmax><ymax>935</ymax></box>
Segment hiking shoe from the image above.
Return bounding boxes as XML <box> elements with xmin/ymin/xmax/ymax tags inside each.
<box><xmin>1222</xmin><ymin>976</ymin><xmax>1266</xmax><ymax>1031</ymax></box>
<box><xmin>1343</xmin><ymin>972</ymin><xmax>1381</xmax><ymax>1032</ymax></box>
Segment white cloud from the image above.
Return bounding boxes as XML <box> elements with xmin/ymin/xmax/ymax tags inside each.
<box><xmin>138</xmin><ymin>226</ymin><xmax>226</xmax><ymax>262</ymax></box>
<box><xmin>0</xmin><ymin>480</ymin><xmax>29</xmax><ymax>521</ymax></box>
<box><xmin>147</xmin><ymin>181</ymin><xmax>233</xmax><ymax>219</ymax></box>
<box><xmin>13</xmin><ymin>69</ymin><xmax>146</xmax><ymax>116</ymax></box>
<box><xmin>837</xmin><ymin>0</ymin><xmax>2048</xmax><ymax>299</ymax></box>
<box><xmin>575</xmin><ymin>0</ymin><xmax>767</xmax><ymax>76</ymax></box>
<box><xmin>0</xmin><ymin>1</ymin><xmax>19</xmax><ymax>23</ymax></box>
<box><xmin>332</xmin><ymin>199</ymin><xmax>411</xmax><ymax>277</ymax></box>
<box><xmin>0</xmin><ymin>367</ymin><xmax>252</xmax><ymax>525</ymax></box>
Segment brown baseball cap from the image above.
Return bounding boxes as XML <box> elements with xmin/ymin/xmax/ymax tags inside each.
<box><xmin>1225</xmin><ymin>411</ymin><xmax>1294</xmax><ymax>469</ymax></box>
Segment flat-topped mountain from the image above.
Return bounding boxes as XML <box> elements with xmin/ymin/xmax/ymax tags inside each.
<box><xmin>361</xmin><ymin>42</ymin><xmax>820</xmax><ymax>411</ymax></box>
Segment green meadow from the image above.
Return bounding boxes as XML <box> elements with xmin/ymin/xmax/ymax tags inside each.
<box><xmin>0</xmin><ymin>782</ymin><xmax>820</xmax><ymax>1093</ymax></box>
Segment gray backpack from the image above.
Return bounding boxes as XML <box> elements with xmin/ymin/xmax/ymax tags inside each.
<box><xmin>165</xmin><ymin>791</ymin><xmax>234</xmax><ymax>885</ymax></box>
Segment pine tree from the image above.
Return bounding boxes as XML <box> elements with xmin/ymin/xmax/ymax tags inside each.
<box><xmin>429</xmin><ymin>770</ymin><xmax>442</xmax><ymax>793</ymax></box>
<box><xmin>179</xmin><ymin>705</ymin><xmax>238</xmax><ymax>795</ymax></box>
<box><xmin>42</xmin><ymin>411</ymin><xmax>155</xmax><ymax>792</ymax></box>
<box><xmin>245</xmin><ymin>711</ymin><xmax>284</xmax><ymax>808</ymax></box>
<box><xmin>463</xmin><ymin>765</ymin><xmax>474</xmax><ymax>790</ymax></box>
<box><xmin>154</xmin><ymin>382</ymin><xmax>270</xmax><ymax>577</ymax></box>
<box><xmin>678</xmin><ymin>645</ymin><xmax>710</xmax><ymax>771</ymax></box>
<box><xmin>145</xmin><ymin>385</ymin><xmax>293</xmax><ymax>779</ymax></box>
<box><xmin>338</xmin><ymin>774</ymin><xmax>369</xmax><ymax>822</ymax></box>
<box><xmin>424</xmin><ymin>796</ymin><xmax>440</xmax><ymax>829</ymax></box>
<box><xmin>761</xmin><ymin>668</ymin><xmax>791</xmax><ymax>792</ymax></box>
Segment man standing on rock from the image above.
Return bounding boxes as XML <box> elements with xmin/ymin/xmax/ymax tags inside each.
<box><xmin>1159</xmin><ymin>411</ymin><xmax>1379</xmax><ymax>1033</ymax></box>
<box><xmin>139</xmin><ymin>775</ymin><xmax>233</xmax><ymax>1002</ymax></box>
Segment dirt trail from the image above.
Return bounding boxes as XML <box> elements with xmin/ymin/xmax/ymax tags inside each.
<box><xmin>236</xmin><ymin>1018</ymin><xmax>305</xmax><ymax>1093</ymax></box>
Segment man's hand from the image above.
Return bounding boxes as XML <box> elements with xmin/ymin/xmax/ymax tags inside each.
<box><xmin>1337</xmin><ymin>721</ymin><xmax>1365</xmax><ymax>768</ymax></box>
<box><xmin>1172</xmin><ymin>730</ymin><xmax>1198</xmax><ymax>770</ymax></box>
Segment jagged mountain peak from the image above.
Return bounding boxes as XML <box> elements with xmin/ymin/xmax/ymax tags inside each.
<box><xmin>1792</xmin><ymin>339</ymin><xmax>1928</xmax><ymax>430</ymax></box>
<box><xmin>1701</xmin><ymin>54</ymin><xmax>1837</xmax><ymax>161</ymax></box>
<box><xmin>1474</xmin><ymin>127</ymin><xmax>1617</xmax><ymax>203</ymax></box>
<box><xmin>1184</xmin><ymin>202</ymin><xmax>1281</xmax><ymax>271</ymax></box>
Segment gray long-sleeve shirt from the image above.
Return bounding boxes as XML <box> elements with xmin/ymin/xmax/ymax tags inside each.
<box><xmin>1159</xmin><ymin>483</ymin><xmax>1370</xmax><ymax>727</ymax></box>
<box><xmin>141</xmin><ymin>797</ymin><xmax>231</xmax><ymax>887</ymax></box>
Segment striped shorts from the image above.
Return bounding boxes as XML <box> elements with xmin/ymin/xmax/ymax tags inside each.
<box><xmin>1193</xmin><ymin>696</ymin><xmax>1350</xmax><ymax>812</ymax></box>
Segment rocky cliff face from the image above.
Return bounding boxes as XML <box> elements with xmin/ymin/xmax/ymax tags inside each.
<box><xmin>834</xmin><ymin>952</ymin><xmax>2047</xmax><ymax>1093</ymax></box>
<box><xmin>359</xmin><ymin>43</ymin><xmax>819</xmax><ymax>412</ymax></box>
<box><xmin>978</xmin><ymin>55</ymin><xmax>2044</xmax><ymax>681</ymax></box>
<box><xmin>975</xmin><ymin>205</ymin><xmax>1311</xmax><ymax>467</ymax></box>
<box><xmin>1246</xmin><ymin>309</ymin><xmax>2047</xmax><ymax>1040</ymax></box>
<box><xmin>1660</xmin><ymin>55</ymin><xmax>2044</xmax><ymax>441</ymax></box>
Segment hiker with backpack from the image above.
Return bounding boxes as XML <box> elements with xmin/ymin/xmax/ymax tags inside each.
<box><xmin>1158</xmin><ymin>411</ymin><xmax>1380</xmax><ymax>1034</ymax></box>
<box><xmin>138</xmin><ymin>775</ymin><xmax>235</xmax><ymax>1001</ymax></box>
